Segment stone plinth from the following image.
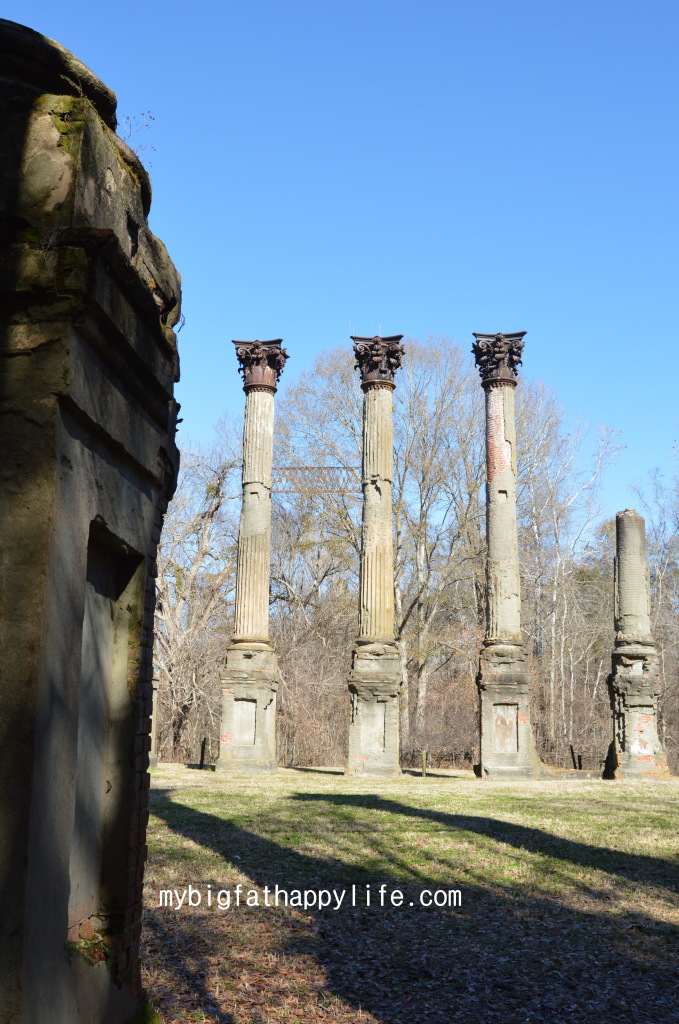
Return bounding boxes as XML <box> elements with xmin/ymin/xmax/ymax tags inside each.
<box><xmin>605</xmin><ymin>510</ymin><xmax>670</xmax><ymax>778</ymax></box>
<box><xmin>346</xmin><ymin>336</ymin><xmax>404</xmax><ymax>777</ymax></box>
<box><xmin>476</xmin><ymin>642</ymin><xmax>534</xmax><ymax>779</ymax></box>
<box><xmin>0</xmin><ymin>19</ymin><xmax>180</xmax><ymax>1021</ymax></box>
<box><xmin>219</xmin><ymin>642</ymin><xmax>278</xmax><ymax>773</ymax></box>
<box><xmin>473</xmin><ymin>333</ymin><xmax>536</xmax><ymax>779</ymax></box>
<box><xmin>347</xmin><ymin>642</ymin><xmax>401</xmax><ymax>776</ymax></box>
<box><xmin>216</xmin><ymin>340</ymin><xmax>287</xmax><ymax>774</ymax></box>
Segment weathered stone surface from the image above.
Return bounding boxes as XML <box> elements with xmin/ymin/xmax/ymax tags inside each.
<box><xmin>0</xmin><ymin>19</ymin><xmax>179</xmax><ymax>1022</ymax></box>
<box><xmin>347</xmin><ymin>642</ymin><xmax>402</xmax><ymax>776</ymax></box>
<box><xmin>346</xmin><ymin>337</ymin><xmax>404</xmax><ymax>777</ymax></box>
<box><xmin>358</xmin><ymin>383</ymin><xmax>396</xmax><ymax>639</ymax></box>
<box><xmin>473</xmin><ymin>333</ymin><xmax>536</xmax><ymax>779</ymax></box>
<box><xmin>216</xmin><ymin>341</ymin><xmax>286</xmax><ymax>773</ymax></box>
<box><xmin>218</xmin><ymin>644</ymin><xmax>278</xmax><ymax>773</ymax></box>
<box><xmin>605</xmin><ymin>510</ymin><xmax>670</xmax><ymax>778</ymax></box>
<box><xmin>484</xmin><ymin>382</ymin><xmax>522</xmax><ymax>643</ymax></box>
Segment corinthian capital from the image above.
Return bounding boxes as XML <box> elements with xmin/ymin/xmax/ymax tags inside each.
<box><xmin>232</xmin><ymin>339</ymin><xmax>288</xmax><ymax>391</ymax></box>
<box><xmin>472</xmin><ymin>332</ymin><xmax>526</xmax><ymax>384</ymax></box>
<box><xmin>351</xmin><ymin>335</ymin><xmax>405</xmax><ymax>388</ymax></box>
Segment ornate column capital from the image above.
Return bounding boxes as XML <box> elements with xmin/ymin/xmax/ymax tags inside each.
<box><xmin>351</xmin><ymin>335</ymin><xmax>405</xmax><ymax>389</ymax></box>
<box><xmin>472</xmin><ymin>332</ymin><xmax>526</xmax><ymax>387</ymax></box>
<box><xmin>232</xmin><ymin>339</ymin><xmax>288</xmax><ymax>392</ymax></box>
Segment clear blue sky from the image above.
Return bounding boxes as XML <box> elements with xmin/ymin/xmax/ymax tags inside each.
<box><xmin>9</xmin><ymin>1</ymin><xmax>679</xmax><ymax>514</ymax></box>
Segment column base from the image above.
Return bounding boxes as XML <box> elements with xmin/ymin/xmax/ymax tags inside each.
<box><xmin>475</xmin><ymin>641</ymin><xmax>538</xmax><ymax>780</ymax></box>
<box><xmin>605</xmin><ymin>653</ymin><xmax>671</xmax><ymax>779</ymax></box>
<box><xmin>215</xmin><ymin>640</ymin><xmax>278</xmax><ymax>774</ymax></box>
<box><xmin>345</xmin><ymin>640</ymin><xmax>402</xmax><ymax>777</ymax></box>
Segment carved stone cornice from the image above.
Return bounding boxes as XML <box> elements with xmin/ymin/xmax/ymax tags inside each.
<box><xmin>233</xmin><ymin>339</ymin><xmax>288</xmax><ymax>392</ymax></box>
<box><xmin>472</xmin><ymin>332</ymin><xmax>526</xmax><ymax>386</ymax></box>
<box><xmin>351</xmin><ymin>335</ymin><xmax>404</xmax><ymax>388</ymax></box>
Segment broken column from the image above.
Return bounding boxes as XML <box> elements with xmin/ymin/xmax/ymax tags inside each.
<box><xmin>346</xmin><ymin>335</ymin><xmax>404</xmax><ymax>776</ymax></box>
<box><xmin>472</xmin><ymin>332</ymin><xmax>536</xmax><ymax>779</ymax></box>
<box><xmin>605</xmin><ymin>509</ymin><xmax>670</xmax><ymax>778</ymax></box>
<box><xmin>216</xmin><ymin>339</ymin><xmax>287</xmax><ymax>773</ymax></box>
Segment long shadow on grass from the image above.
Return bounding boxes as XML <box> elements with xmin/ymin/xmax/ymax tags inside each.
<box><xmin>142</xmin><ymin>905</ymin><xmax>234</xmax><ymax>1023</ymax></box>
<box><xmin>293</xmin><ymin>793</ymin><xmax>679</xmax><ymax>893</ymax></box>
<box><xmin>147</xmin><ymin>787</ymin><xmax>679</xmax><ymax>1024</ymax></box>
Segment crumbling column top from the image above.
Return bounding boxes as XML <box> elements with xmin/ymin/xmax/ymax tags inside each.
<box><xmin>0</xmin><ymin>18</ymin><xmax>117</xmax><ymax>128</ymax></box>
<box><xmin>352</xmin><ymin>335</ymin><xmax>405</xmax><ymax>389</ymax></box>
<box><xmin>614</xmin><ymin>506</ymin><xmax>653</xmax><ymax>644</ymax></box>
<box><xmin>472</xmin><ymin>331</ymin><xmax>527</xmax><ymax>387</ymax></box>
<box><xmin>233</xmin><ymin>339</ymin><xmax>288</xmax><ymax>393</ymax></box>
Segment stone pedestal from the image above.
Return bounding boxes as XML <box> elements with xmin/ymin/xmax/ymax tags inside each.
<box><xmin>473</xmin><ymin>333</ymin><xmax>536</xmax><ymax>779</ymax></box>
<box><xmin>477</xmin><ymin>642</ymin><xmax>534</xmax><ymax>779</ymax></box>
<box><xmin>605</xmin><ymin>509</ymin><xmax>670</xmax><ymax>778</ymax></box>
<box><xmin>348</xmin><ymin>642</ymin><xmax>402</xmax><ymax>777</ymax></box>
<box><xmin>219</xmin><ymin>642</ymin><xmax>278</xmax><ymax>773</ymax></box>
<box><xmin>216</xmin><ymin>340</ymin><xmax>287</xmax><ymax>774</ymax></box>
<box><xmin>346</xmin><ymin>336</ymin><xmax>404</xmax><ymax>777</ymax></box>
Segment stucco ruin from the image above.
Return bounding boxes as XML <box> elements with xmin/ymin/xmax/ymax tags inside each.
<box><xmin>346</xmin><ymin>336</ymin><xmax>404</xmax><ymax>777</ymax></box>
<box><xmin>473</xmin><ymin>333</ymin><xmax>536</xmax><ymax>779</ymax></box>
<box><xmin>605</xmin><ymin>509</ymin><xmax>670</xmax><ymax>778</ymax></box>
<box><xmin>216</xmin><ymin>340</ymin><xmax>287</xmax><ymax>773</ymax></box>
<box><xmin>0</xmin><ymin>19</ymin><xmax>180</xmax><ymax>1022</ymax></box>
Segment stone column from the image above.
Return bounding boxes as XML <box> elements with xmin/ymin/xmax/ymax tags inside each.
<box><xmin>216</xmin><ymin>339</ymin><xmax>288</xmax><ymax>773</ymax></box>
<box><xmin>604</xmin><ymin>509</ymin><xmax>670</xmax><ymax>778</ymax></box>
<box><xmin>346</xmin><ymin>335</ymin><xmax>404</xmax><ymax>776</ymax></box>
<box><xmin>473</xmin><ymin>332</ymin><xmax>536</xmax><ymax>779</ymax></box>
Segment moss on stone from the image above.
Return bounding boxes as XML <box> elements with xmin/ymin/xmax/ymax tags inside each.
<box><xmin>64</xmin><ymin>936</ymin><xmax>117</xmax><ymax>970</ymax></box>
<box><xmin>46</xmin><ymin>96</ymin><xmax>84</xmax><ymax>155</ymax></box>
<box><xmin>126</xmin><ymin>1001</ymin><xmax>162</xmax><ymax>1024</ymax></box>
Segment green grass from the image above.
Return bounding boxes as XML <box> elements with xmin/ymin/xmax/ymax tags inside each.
<box><xmin>142</xmin><ymin>765</ymin><xmax>679</xmax><ymax>1024</ymax></box>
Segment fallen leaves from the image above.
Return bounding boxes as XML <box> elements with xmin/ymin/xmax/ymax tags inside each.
<box><xmin>141</xmin><ymin>767</ymin><xmax>679</xmax><ymax>1023</ymax></box>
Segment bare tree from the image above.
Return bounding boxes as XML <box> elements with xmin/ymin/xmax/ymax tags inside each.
<box><xmin>391</xmin><ymin>340</ymin><xmax>485</xmax><ymax>748</ymax></box>
<box><xmin>635</xmin><ymin>470</ymin><xmax>679</xmax><ymax>772</ymax></box>
<box><xmin>154</xmin><ymin>421</ymin><xmax>241</xmax><ymax>760</ymax></box>
<box><xmin>154</xmin><ymin>342</ymin><xmax>634</xmax><ymax>771</ymax></box>
<box><xmin>516</xmin><ymin>383</ymin><xmax>622</xmax><ymax>764</ymax></box>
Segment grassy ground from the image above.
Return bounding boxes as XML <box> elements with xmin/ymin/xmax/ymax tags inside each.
<box><xmin>142</xmin><ymin>764</ymin><xmax>679</xmax><ymax>1024</ymax></box>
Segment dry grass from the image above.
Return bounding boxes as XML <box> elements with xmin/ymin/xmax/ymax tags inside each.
<box><xmin>142</xmin><ymin>765</ymin><xmax>679</xmax><ymax>1023</ymax></box>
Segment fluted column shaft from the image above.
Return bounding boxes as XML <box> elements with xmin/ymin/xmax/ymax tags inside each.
<box><xmin>346</xmin><ymin>335</ymin><xmax>404</xmax><ymax>777</ymax></box>
<box><xmin>358</xmin><ymin>382</ymin><xmax>395</xmax><ymax>641</ymax></box>
<box><xmin>614</xmin><ymin>510</ymin><xmax>652</xmax><ymax>642</ymax></box>
<box><xmin>484</xmin><ymin>380</ymin><xmax>522</xmax><ymax>643</ymax></box>
<box><xmin>233</xmin><ymin>387</ymin><xmax>274</xmax><ymax>640</ymax></box>
<box><xmin>217</xmin><ymin>338</ymin><xmax>287</xmax><ymax>774</ymax></box>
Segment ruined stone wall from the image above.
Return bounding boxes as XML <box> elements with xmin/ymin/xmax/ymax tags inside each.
<box><xmin>0</xmin><ymin>19</ymin><xmax>180</xmax><ymax>1022</ymax></box>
